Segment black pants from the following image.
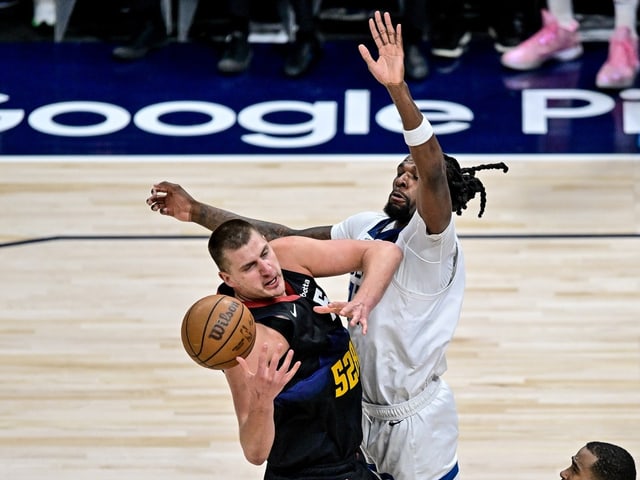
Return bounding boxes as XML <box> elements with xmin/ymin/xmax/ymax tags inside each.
<box><xmin>265</xmin><ymin>454</ymin><xmax>378</xmax><ymax>480</ymax></box>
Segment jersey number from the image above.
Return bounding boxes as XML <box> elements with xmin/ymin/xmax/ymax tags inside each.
<box><xmin>331</xmin><ymin>341</ymin><xmax>360</xmax><ymax>397</ymax></box>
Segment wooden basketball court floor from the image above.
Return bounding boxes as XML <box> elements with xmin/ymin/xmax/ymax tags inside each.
<box><xmin>1</xmin><ymin>154</ymin><xmax>639</xmax><ymax>479</ymax></box>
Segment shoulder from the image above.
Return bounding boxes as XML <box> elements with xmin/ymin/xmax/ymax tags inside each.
<box><xmin>331</xmin><ymin>211</ymin><xmax>388</xmax><ymax>240</ymax></box>
<box><xmin>281</xmin><ymin>268</ymin><xmax>311</xmax><ymax>285</ymax></box>
<box><xmin>406</xmin><ymin>211</ymin><xmax>457</xmax><ymax>241</ymax></box>
<box><xmin>398</xmin><ymin>213</ymin><xmax>458</xmax><ymax>258</ymax></box>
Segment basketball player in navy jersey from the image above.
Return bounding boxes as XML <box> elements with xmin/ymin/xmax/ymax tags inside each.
<box><xmin>147</xmin><ymin>11</ymin><xmax>508</xmax><ymax>480</ymax></box>
<box><xmin>207</xmin><ymin>219</ymin><xmax>401</xmax><ymax>480</ymax></box>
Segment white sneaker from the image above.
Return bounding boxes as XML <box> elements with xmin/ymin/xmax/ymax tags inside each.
<box><xmin>33</xmin><ymin>0</ymin><xmax>56</xmax><ymax>27</ymax></box>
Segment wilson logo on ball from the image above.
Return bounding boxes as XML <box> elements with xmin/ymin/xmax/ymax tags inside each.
<box><xmin>208</xmin><ymin>299</ymin><xmax>239</xmax><ymax>340</ymax></box>
<box><xmin>181</xmin><ymin>294</ymin><xmax>256</xmax><ymax>370</ymax></box>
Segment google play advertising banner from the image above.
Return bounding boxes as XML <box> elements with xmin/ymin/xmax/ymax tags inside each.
<box><xmin>0</xmin><ymin>40</ymin><xmax>638</xmax><ymax>156</ymax></box>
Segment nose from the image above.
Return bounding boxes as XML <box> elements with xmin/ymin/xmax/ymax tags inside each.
<box><xmin>257</xmin><ymin>259</ymin><xmax>274</xmax><ymax>276</ymax></box>
<box><xmin>395</xmin><ymin>173</ymin><xmax>408</xmax><ymax>188</ymax></box>
<box><xmin>559</xmin><ymin>468</ymin><xmax>569</xmax><ymax>480</ymax></box>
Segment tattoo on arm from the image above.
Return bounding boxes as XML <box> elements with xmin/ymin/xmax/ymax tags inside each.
<box><xmin>194</xmin><ymin>204</ymin><xmax>332</xmax><ymax>241</ymax></box>
<box><xmin>257</xmin><ymin>223</ymin><xmax>332</xmax><ymax>241</ymax></box>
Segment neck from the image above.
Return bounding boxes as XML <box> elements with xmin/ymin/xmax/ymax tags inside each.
<box><xmin>393</xmin><ymin>219</ymin><xmax>409</xmax><ymax>230</ymax></box>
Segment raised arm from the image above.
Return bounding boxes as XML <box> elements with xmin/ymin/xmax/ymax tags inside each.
<box><xmin>146</xmin><ymin>181</ymin><xmax>332</xmax><ymax>241</ymax></box>
<box><xmin>226</xmin><ymin>339</ymin><xmax>300</xmax><ymax>465</ymax></box>
<box><xmin>359</xmin><ymin>11</ymin><xmax>452</xmax><ymax>234</ymax></box>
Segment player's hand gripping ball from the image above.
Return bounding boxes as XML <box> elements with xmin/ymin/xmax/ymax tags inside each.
<box><xmin>181</xmin><ymin>294</ymin><xmax>256</xmax><ymax>370</ymax></box>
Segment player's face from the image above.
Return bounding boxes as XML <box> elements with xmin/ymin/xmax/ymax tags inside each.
<box><xmin>219</xmin><ymin>230</ymin><xmax>285</xmax><ymax>301</ymax></box>
<box><xmin>559</xmin><ymin>446</ymin><xmax>598</xmax><ymax>480</ymax></box>
<box><xmin>383</xmin><ymin>156</ymin><xmax>418</xmax><ymax>225</ymax></box>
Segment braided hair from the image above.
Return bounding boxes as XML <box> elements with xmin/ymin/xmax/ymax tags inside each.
<box><xmin>444</xmin><ymin>154</ymin><xmax>509</xmax><ymax>218</ymax></box>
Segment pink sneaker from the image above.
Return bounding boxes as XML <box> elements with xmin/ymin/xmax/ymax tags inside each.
<box><xmin>596</xmin><ymin>27</ymin><xmax>639</xmax><ymax>89</ymax></box>
<box><xmin>501</xmin><ymin>9</ymin><xmax>583</xmax><ymax>71</ymax></box>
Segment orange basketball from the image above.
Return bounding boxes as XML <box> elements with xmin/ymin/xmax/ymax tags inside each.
<box><xmin>181</xmin><ymin>294</ymin><xmax>256</xmax><ymax>370</ymax></box>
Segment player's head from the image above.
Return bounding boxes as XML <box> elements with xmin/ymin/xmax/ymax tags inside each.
<box><xmin>560</xmin><ymin>442</ymin><xmax>636</xmax><ymax>480</ymax></box>
<box><xmin>383</xmin><ymin>154</ymin><xmax>509</xmax><ymax>223</ymax></box>
<box><xmin>208</xmin><ymin>219</ymin><xmax>285</xmax><ymax>301</ymax></box>
<box><xmin>383</xmin><ymin>155</ymin><xmax>419</xmax><ymax>225</ymax></box>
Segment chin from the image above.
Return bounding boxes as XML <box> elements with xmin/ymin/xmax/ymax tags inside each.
<box><xmin>384</xmin><ymin>203</ymin><xmax>412</xmax><ymax>223</ymax></box>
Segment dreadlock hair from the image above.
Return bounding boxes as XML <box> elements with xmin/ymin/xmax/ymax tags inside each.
<box><xmin>444</xmin><ymin>154</ymin><xmax>509</xmax><ymax>218</ymax></box>
<box><xmin>586</xmin><ymin>441</ymin><xmax>637</xmax><ymax>480</ymax></box>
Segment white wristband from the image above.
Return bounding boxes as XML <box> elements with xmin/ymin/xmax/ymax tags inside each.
<box><xmin>403</xmin><ymin>116</ymin><xmax>434</xmax><ymax>146</ymax></box>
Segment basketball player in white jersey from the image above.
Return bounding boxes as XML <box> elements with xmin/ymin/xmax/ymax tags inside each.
<box><xmin>147</xmin><ymin>11</ymin><xmax>508</xmax><ymax>480</ymax></box>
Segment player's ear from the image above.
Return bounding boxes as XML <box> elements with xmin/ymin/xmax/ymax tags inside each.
<box><xmin>218</xmin><ymin>271</ymin><xmax>233</xmax><ymax>286</ymax></box>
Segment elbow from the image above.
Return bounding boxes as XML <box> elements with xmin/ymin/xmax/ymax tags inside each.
<box><xmin>244</xmin><ymin>450</ymin><xmax>268</xmax><ymax>466</ymax></box>
<box><xmin>389</xmin><ymin>243</ymin><xmax>403</xmax><ymax>264</ymax></box>
<box><xmin>373</xmin><ymin>242</ymin><xmax>403</xmax><ymax>267</ymax></box>
<box><xmin>241</xmin><ymin>440</ymin><xmax>270</xmax><ymax>466</ymax></box>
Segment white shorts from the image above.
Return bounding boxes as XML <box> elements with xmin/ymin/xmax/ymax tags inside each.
<box><xmin>360</xmin><ymin>378</ymin><xmax>459</xmax><ymax>480</ymax></box>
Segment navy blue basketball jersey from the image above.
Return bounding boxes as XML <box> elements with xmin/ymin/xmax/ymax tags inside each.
<box><xmin>219</xmin><ymin>270</ymin><xmax>365</xmax><ymax>478</ymax></box>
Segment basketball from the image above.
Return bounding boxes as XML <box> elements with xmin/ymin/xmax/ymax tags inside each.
<box><xmin>181</xmin><ymin>294</ymin><xmax>256</xmax><ymax>370</ymax></box>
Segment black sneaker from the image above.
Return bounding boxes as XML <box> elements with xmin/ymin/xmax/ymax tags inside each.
<box><xmin>430</xmin><ymin>30</ymin><xmax>471</xmax><ymax>58</ymax></box>
<box><xmin>489</xmin><ymin>14</ymin><xmax>528</xmax><ymax>53</ymax></box>
<box><xmin>112</xmin><ymin>20</ymin><xmax>168</xmax><ymax>61</ymax></box>
<box><xmin>283</xmin><ymin>37</ymin><xmax>322</xmax><ymax>78</ymax></box>
<box><xmin>217</xmin><ymin>31</ymin><xmax>253</xmax><ymax>74</ymax></box>
<box><xmin>404</xmin><ymin>44</ymin><xmax>429</xmax><ymax>80</ymax></box>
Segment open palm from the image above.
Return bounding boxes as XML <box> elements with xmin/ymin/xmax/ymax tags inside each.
<box><xmin>358</xmin><ymin>11</ymin><xmax>405</xmax><ymax>86</ymax></box>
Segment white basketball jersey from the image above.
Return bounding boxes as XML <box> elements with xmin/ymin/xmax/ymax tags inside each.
<box><xmin>331</xmin><ymin>211</ymin><xmax>465</xmax><ymax>405</ymax></box>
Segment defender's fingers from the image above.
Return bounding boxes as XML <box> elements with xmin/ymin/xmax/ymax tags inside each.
<box><xmin>383</xmin><ymin>11</ymin><xmax>395</xmax><ymax>39</ymax></box>
<box><xmin>381</xmin><ymin>12</ymin><xmax>401</xmax><ymax>49</ymax></box>
<box><xmin>358</xmin><ymin>44</ymin><xmax>374</xmax><ymax>66</ymax></box>
<box><xmin>374</xmin><ymin>11</ymin><xmax>388</xmax><ymax>44</ymax></box>
<box><xmin>150</xmin><ymin>185</ymin><xmax>163</xmax><ymax>194</ymax></box>
<box><xmin>368</xmin><ymin>17</ymin><xmax>383</xmax><ymax>47</ymax></box>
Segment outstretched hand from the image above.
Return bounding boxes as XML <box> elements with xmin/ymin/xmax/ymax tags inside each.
<box><xmin>236</xmin><ymin>343</ymin><xmax>301</xmax><ymax>402</ymax></box>
<box><xmin>146</xmin><ymin>181</ymin><xmax>195</xmax><ymax>221</ymax></box>
<box><xmin>358</xmin><ymin>10</ymin><xmax>405</xmax><ymax>87</ymax></box>
<box><xmin>314</xmin><ymin>301</ymin><xmax>371</xmax><ymax>335</ymax></box>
